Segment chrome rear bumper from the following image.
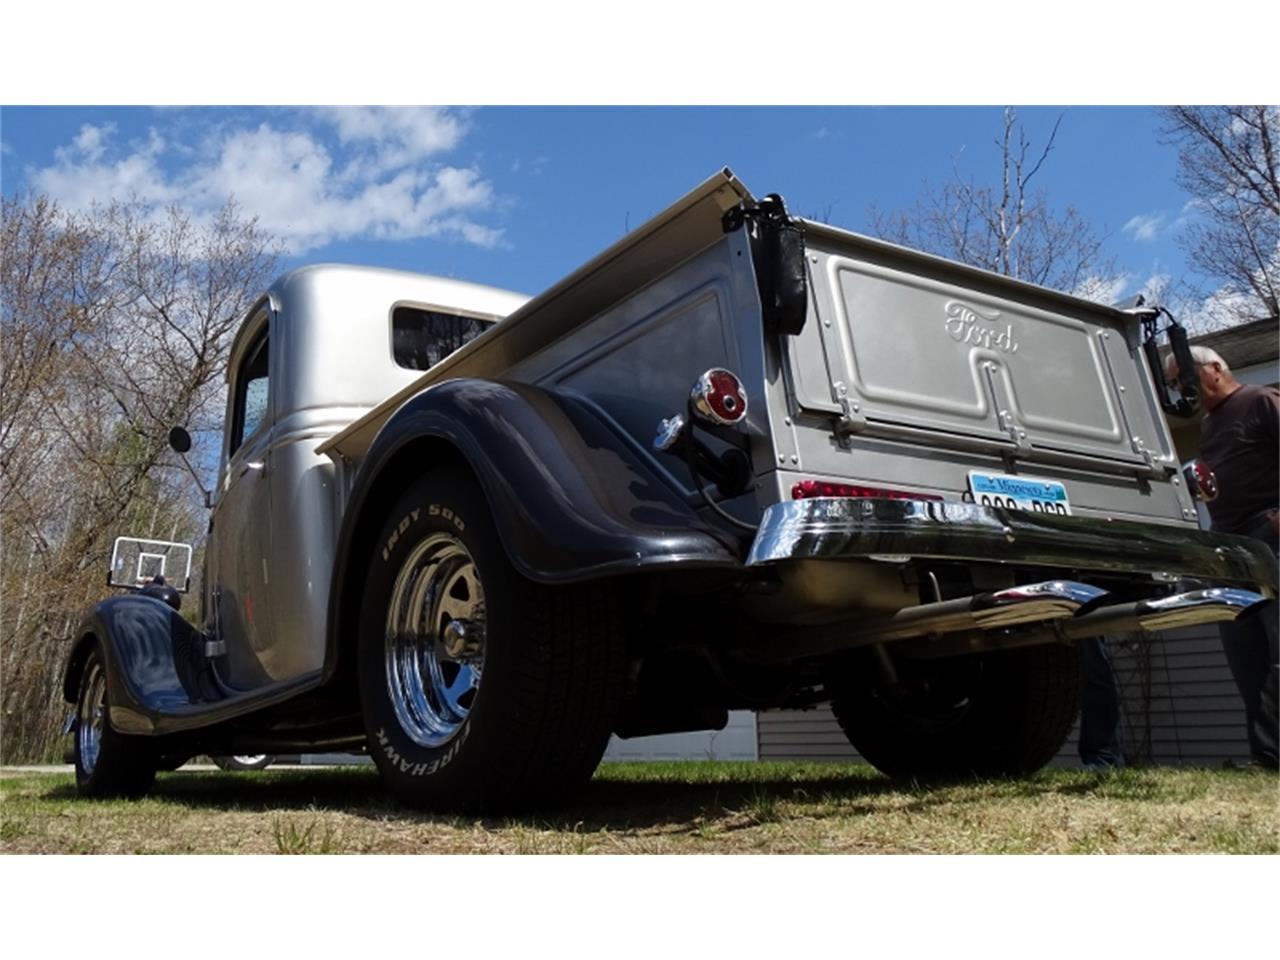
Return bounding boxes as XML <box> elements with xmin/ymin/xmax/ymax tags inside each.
<box><xmin>747</xmin><ymin>498</ymin><xmax>1278</xmax><ymax>595</ymax></box>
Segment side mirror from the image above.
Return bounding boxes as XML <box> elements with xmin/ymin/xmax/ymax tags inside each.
<box><xmin>168</xmin><ymin>426</ymin><xmax>193</xmax><ymax>454</ymax></box>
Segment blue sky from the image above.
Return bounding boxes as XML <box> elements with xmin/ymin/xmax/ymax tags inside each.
<box><xmin>0</xmin><ymin>105</ymin><xmax>1213</xmax><ymax>314</ymax></box>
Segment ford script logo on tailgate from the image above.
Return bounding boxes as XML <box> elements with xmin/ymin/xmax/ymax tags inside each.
<box><xmin>945</xmin><ymin>300</ymin><xmax>1019</xmax><ymax>355</ymax></box>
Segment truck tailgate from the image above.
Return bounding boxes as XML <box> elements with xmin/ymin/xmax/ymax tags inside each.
<box><xmin>788</xmin><ymin>223</ymin><xmax>1172</xmax><ymax>472</ymax></box>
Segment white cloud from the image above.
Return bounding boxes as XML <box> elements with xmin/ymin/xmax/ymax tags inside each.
<box><xmin>1076</xmin><ymin>272</ymin><xmax>1178</xmax><ymax>310</ymax></box>
<box><xmin>26</xmin><ymin>108</ymin><xmax>503</xmax><ymax>254</ymax></box>
<box><xmin>1181</xmin><ymin>285</ymin><xmax>1258</xmax><ymax>334</ymax></box>
<box><xmin>1137</xmin><ymin>272</ymin><xmax>1171</xmax><ymax>304</ymax></box>
<box><xmin>312</xmin><ymin>106</ymin><xmax>468</xmax><ymax>175</ymax></box>
<box><xmin>1121</xmin><ymin>212</ymin><xmax>1165</xmax><ymax>242</ymax></box>
<box><xmin>1179</xmin><ymin>242</ymin><xmax>1280</xmax><ymax>334</ymax></box>
<box><xmin>1074</xmin><ymin>274</ymin><xmax>1131</xmax><ymax>305</ymax></box>
<box><xmin>36</xmin><ymin>123</ymin><xmax>178</xmax><ymax>210</ymax></box>
<box><xmin>58</xmin><ymin>122</ymin><xmax>117</xmax><ymax>163</ymax></box>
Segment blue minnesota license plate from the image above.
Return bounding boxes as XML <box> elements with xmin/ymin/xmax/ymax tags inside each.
<box><xmin>967</xmin><ymin>471</ymin><xmax>1072</xmax><ymax>515</ymax></box>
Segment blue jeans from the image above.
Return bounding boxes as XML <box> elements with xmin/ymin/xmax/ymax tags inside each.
<box><xmin>1078</xmin><ymin>636</ymin><xmax>1125</xmax><ymax>768</ymax></box>
<box><xmin>1218</xmin><ymin>517</ymin><xmax>1279</xmax><ymax>768</ymax></box>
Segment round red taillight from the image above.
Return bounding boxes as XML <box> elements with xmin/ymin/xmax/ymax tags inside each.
<box><xmin>1184</xmin><ymin>459</ymin><xmax>1219</xmax><ymax>503</ymax></box>
<box><xmin>690</xmin><ymin>368</ymin><xmax>748</xmax><ymax>426</ymax></box>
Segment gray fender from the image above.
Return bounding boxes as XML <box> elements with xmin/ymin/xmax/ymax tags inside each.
<box><xmin>323</xmin><ymin>378</ymin><xmax>744</xmax><ymax>682</ymax></box>
<box><xmin>63</xmin><ymin>595</ymin><xmax>213</xmax><ymax>735</ymax></box>
<box><xmin>64</xmin><ymin>595</ymin><xmax>321</xmax><ymax>736</ymax></box>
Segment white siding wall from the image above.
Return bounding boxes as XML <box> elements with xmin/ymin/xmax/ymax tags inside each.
<box><xmin>603</xmin><ymin>710</ymin><xmax>759</xmax><ymax>761</ymax></box>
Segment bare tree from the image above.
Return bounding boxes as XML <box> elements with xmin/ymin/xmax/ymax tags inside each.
<box><xmin>1160</xmin><ymin>106</ymin><xmax>1280</xmax><ymax>327</ymax></box>
<box><xmin>870</xmin><ymin>108</ymin><xmax>1115</xmax><ymax>295</ymax></box>
<box><xmin>1</xmin><ymin>195</ymin><xmax>278</xmax><ymax>763</ymax></box>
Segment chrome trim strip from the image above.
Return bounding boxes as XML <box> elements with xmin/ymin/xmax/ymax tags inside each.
<box><xmin>747</xmin><ymin>498</ymin><xmax>1278</xmax><ymax>591</ymax></box>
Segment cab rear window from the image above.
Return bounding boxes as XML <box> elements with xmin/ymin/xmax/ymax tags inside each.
<box><xmin>392</xmin><ymin>306</ymin><xmax>492</xmax><ymax>371</ymax></box>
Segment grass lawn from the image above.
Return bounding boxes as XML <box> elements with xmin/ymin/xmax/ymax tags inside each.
<box><xmin>1</xmin><ymin>761</ymin><xmax>1276</xmax><ymax>854</ymax></box>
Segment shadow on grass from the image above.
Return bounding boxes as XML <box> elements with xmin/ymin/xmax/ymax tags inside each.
<box><xmin>36</xmin><ymin>766</ymin><xmax>929</xmax><ymax>829</ymax></box>
<box><xmin>31</xmin><ymin>763</ymin><xmax>1180</xmax><ymax>832</ymax></box>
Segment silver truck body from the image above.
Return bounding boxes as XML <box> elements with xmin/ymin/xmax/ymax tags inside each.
<box><xmin>214</xmin><ymin>168</ymin><xmax>1271</xmax><ymax>695</ymax></box>
<box><xmin>210</xmin><ymin>269</ymin><xmax>525</xmax><ymax>689</ymax></box>
<box><xmin>65</xmin><ymin>168</ymin><xmax>1275</xmax><ymax>805</ymax></box>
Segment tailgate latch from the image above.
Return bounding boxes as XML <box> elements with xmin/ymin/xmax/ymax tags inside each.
<box><xmin>833</xmin><ymin>382</ymin><xmax>867</xmax><ymax>440</ymax></box>
<box><xmin>982</xmin><ymin>363</ymin><xmax>1032</xmax><ymax>457</ymax></box>
<box><xmin>999</xmin><ymin>411</ymin><xmax>1033</xmax><ymax>457</ymax></box>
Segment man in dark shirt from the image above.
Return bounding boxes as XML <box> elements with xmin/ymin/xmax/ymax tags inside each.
<box><xmin>1167</xmin><ymin>346</ymin><xmax>1278</xmax><ymax>768</ymax></box>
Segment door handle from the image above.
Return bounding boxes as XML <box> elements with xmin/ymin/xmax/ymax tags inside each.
<box><xmin>239</xmin><ymin>460</ymin><xmax>267</xmax><ymax>478</ymax></box>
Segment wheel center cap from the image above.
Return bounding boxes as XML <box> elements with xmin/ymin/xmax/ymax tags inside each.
<box><xmin>441</xmin><ymin>619</ymin><xmax>483</xmax><ymax>659</ymax></box>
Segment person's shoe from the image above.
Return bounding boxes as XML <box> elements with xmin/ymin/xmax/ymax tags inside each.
<box><xmin>1224</xmin><ymin>757</ymin><xmax>1278</xmax><ymax>771</ymax></box>
<box><xmin>1082</xmin><ymin>759</ymin><xmax>1123</xmax><ymax>772</ymax></box>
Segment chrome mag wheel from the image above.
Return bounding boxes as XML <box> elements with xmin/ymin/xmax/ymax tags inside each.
<box><xmin>77</xmin><ymin>659</ymin><xmax>107</xmax><ymax>775</ymax></box>
<box><xmin>384</xmin><ymin>532</ymin><xmax>487</xmax><ymax>748</ymax></box>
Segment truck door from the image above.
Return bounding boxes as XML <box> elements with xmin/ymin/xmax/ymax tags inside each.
<box><xmin>210</xmin><ymin>312</ymin><xmax>276</xmax><ymax>690</ymax></box>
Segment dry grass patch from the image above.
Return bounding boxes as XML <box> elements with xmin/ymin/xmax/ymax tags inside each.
<box><xmin>1</xmin><ymin>762</ymin><xmax>1275</xmax><ymax>854</ymax></box>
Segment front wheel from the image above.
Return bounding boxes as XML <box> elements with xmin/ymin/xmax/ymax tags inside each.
<box><xmin>358</xmin><ymin>467</ymin><xmax>626</xmax><ymax>813</ymax></box>
<box><xmin>829</xmin><ymin>643</ymin><xmax>1080</xmax><ymax>780</ymax></box>
<box><xmin>73</xmin><ymin>643</ymin><xmax>157</xmax><ymax>798</ymax></box>
<box><xmin>211</xmin><ymin>755</ymin><xmax>274</xmax><ymax>771</ymax></box>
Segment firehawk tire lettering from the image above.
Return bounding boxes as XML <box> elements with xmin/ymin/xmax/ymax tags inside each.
<box><xmin>375</xmin><ymin>723</ymin><xmax>470</xmax><ymax>777</ymax></box>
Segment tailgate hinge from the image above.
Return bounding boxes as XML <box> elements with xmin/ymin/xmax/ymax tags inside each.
<box><xmin>1132</xmin><ymin>437</ymin><xmax>1157</xmax><ymax>471</ymax></box>
<box><xmin>833</xmin><ymin>381</ymin><xmax>867</xmax><ymax>440</ymax></box>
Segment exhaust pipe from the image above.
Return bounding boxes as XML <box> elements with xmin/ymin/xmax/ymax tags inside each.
<box><xmin>749</xmin><ymin>579</ymin><xmax>1108</xmax><ymax>663</ymax></box>
<box><xmin>756</xmin><ymin>581</ymin><xmax>1265</xmax><ymax>665</ymax></box>
<box><xmin>854</xmin><ymin>580</ymin><xmax>1108</xmax><ymax>644</ymax></box>
<box><xmin>1057</xmin><ymin>587</ymin><xmax>1268</xmax><ymax>639</ymax></box>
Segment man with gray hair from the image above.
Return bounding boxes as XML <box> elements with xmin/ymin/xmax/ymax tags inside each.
<box><xmin>1166</xmin><ymin>346</ymin><xmax>1278</xmax><ymax>768</ymax></box>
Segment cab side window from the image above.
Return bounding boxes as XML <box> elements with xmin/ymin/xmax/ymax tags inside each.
<box><xmin>230</xmin><ymin>325</ymin><xmax>269</xmax><ymax>455</ymax></box>
<box><xmin>392</xmin><ymin>306</ymin><xmax>491</xmax><ymax>371</ymax></box>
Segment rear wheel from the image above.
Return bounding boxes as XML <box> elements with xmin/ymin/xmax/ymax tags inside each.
<box><xmin>74</xmin><ymin>643</ymin><xmax>157</xmax><ymax>798</ymax></box>
<box><xmin>357</xmin><ymin>467</ymin><xmax>626</xmax><ymax>813</ymax></box>
<box><xmin>829</xmin><ymin>643</ymin><xmax>1079</xmax><ymax>779</ymax></box>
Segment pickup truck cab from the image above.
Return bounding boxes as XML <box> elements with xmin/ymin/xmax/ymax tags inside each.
<box><xmin>64</xmin><ymin>169</ymin><xmax>1277</xmax><ymax>810</ymax></box>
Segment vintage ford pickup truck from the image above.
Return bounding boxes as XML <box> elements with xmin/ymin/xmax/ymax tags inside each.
<box><xmin>64</xmin><ymin>169</ymin><xmax>1277</xmax><ymax>809</ymax></box>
